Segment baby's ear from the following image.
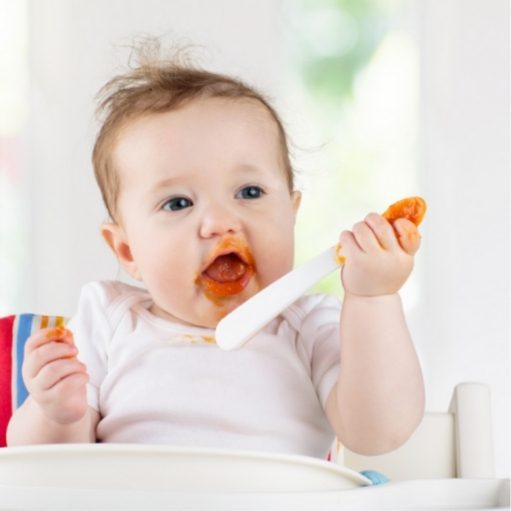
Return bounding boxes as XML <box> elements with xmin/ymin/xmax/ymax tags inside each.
<box><xmin>100</xmin><ymin>223</ymin><xmax>142</xmax><ymax>280</ymax></box>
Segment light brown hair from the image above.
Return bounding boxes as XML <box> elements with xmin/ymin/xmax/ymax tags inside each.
<box><xmin>92</xmin><ymin>42</ymin><xmax>294</xmax><ymax>221</ymax></box>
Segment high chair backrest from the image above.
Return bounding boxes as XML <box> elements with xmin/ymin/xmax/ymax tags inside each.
<box><xmin>342</xmin><ymin>383</ymin><xmax>495</xmax><ymax>480</ymax></box>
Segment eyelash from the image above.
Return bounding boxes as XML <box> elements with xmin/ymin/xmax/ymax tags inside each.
<box><xmin>236</xmin><ymin>185</ymin><xmax>266</xmax><ymax>200</ymax></box>
<box><xmin>160</xmin><ymin>185</ymin><xmax>266</xmax><ymax>213</ymax></box>
<box><xmin>161</xmin><ymin>197</ymin><xmax>193</xmax><ymax>212</ymax></box>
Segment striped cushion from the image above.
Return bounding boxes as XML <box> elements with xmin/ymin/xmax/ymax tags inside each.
<box><xmin>0</xmin><ymin>314</ymin><xmax>66</xmax><ymax>447</ymax></box>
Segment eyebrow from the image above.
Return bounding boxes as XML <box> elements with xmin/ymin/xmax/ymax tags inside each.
<box><xmin>149</xmin><ymin>164</ymin><xmax>265</xmax><ymax>193</ymax></box>
<box><xmin>233</xmin><ymin>163</ymin><xmax>266</xmax><ymax>177</ymax></box>
<box><xmin>143</xmin><ymin>177</ymin><xmax>181</xmax><ymax>204</ymax></box>
<box><xmin>151</xmin><ymin>163</ymin><xmax>261</xmax><ymax>186</ymax></box>
<box><xmin>149</xmin><ymin>177</ymin><xmax>180</xmax><ymax>193</ymax></box>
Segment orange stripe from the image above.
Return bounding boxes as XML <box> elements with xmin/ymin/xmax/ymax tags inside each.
<box><xmin>40</xmin><ymin>316</ymin><xmax>49</xmax><ymax>328</ymax></box>
<box><xmin>55</xmin><ymin>316</ymin><xmax>65</xmax><ymax>327</ymax></box>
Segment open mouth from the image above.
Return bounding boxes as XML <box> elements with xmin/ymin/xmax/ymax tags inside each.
<box><xmin>197</xmin><ymin>239</ymin><xmax>255</xmax><ymax>298</ymax></box>
<box><xmin>204</xmin><ymin>253</ymin><xmax>249</xmax><ymax>283</ymax></box>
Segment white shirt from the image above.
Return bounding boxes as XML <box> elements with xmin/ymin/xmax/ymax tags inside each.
<box><xmin>69</xmin><ymin>281</ymin><xmax>341</xmax><ymax>458</ymax></box>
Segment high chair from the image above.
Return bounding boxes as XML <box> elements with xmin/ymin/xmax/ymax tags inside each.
<box><xmin>0</xmin><ymin>314</ymin><xmax>508</xmax><ymax>510</ymax></box>
<box><xmin>342</xmin><ymin>382</ymin><xmax>496</xmax><ymax>480</ymax></box>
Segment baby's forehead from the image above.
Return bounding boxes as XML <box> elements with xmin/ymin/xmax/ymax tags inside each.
<box><xmin>112</xmin><ymin>97</ymin><xmax>287</xmax><ymax>187</ymax></box>
<box><xmin>114</xmin><ymin>97</ymin><xmax>283</xmax><ymax>158</ymax></box>
<box><xmin>121</xmin><ymin>96</ymin><xmax>279</xmax><ymax>136</ymax></box>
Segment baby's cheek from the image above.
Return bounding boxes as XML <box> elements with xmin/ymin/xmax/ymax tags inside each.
<box><xmin>259</xmin><ymin>246</ymin><xmax>294</xmax><ymax>284</ymax></box>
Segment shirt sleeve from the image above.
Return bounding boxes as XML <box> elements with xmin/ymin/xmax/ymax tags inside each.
<box><xmin>295</xmin><ymin>294</ymin><xmax>341</xmax><ymax>409</ymax></box>
<box><xmin>66</xmin><ymin>282</ymin><xmax>114</xmax><ymax>412</ymax></box>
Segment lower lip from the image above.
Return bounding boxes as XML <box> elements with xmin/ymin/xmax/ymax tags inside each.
<box><xmin>198</xmin><ymin>265</ymin><xmax>255</xmax><ymax>299</ymax></box>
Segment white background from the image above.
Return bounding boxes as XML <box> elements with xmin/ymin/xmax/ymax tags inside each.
<box><xmin>12</xmin><ymin>0</ymin><xmax>510</xmax><ymax>476</ymax></box>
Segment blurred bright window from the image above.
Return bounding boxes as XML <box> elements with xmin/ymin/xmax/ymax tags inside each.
<box><xmin>283</xmin><ymin>0</ymin><xmax>420</xmax><ymax>303</ymax></box>
<box><xmin>0</xmin><ymin>0</ymin><xmax>420</xmax><ymax>312</ymax></box>
<box><xmin>0</xmin><ymin>0</ymin><xmax>29</xmax><ymax>314</ymax></box>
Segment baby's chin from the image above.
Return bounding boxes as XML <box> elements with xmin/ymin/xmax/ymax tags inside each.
<box><xmin>193</xmin><ymin>277</ymin><xmax>263</xmax><ymax>327</ymax></box>
<box><xmin>150</xmin><ymin>277</ymin><xmax>263</xmax><ymax>329</ymax></box>
<box><xmin>193</xmin><ymin>295</ymin><xmax>247</xmax><ymax>329</ymax></box>
<box><xmin>148</xmin><ymin>296</ymin><xmax>240</xmax><ymax>330</ymax></box>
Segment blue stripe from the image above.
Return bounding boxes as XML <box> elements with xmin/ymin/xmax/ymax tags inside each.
<box><xmin>15</xmin><ymin>314</ymin><xmax>34</xmax><ymax>408</ymax></box>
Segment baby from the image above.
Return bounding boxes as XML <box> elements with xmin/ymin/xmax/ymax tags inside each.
<box><xmin>7</xmin><ymin>47</ymin><xmax>425</xmax><ymax>458</ymax></box>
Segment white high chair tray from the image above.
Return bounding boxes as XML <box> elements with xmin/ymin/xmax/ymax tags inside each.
<box><xmin>0</xmin><ymin>443</ymin><xmax>370</xmax><ymax>492</ymax></box>
<box><xmin>0</xmin><ymin>445</ymin><xmax>508</xmax><ymax>510</ymax></box>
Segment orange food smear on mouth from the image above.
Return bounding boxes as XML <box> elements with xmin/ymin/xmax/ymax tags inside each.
<box><xmin>382</xmin><ymin>196</ymin><xmax>427</xmax><ymax>226</ymax></box>
<box><xmin>201</xmin><ymin>266</ymin><xmax>255</xmax><ymax>298</ymax></box>
<box><xmin>196</xmin><ymin>238</ymin><xmax>255</xmax><ymax>300</ymax></box>
<box><xmin>205</xmin><ymin>253</ymin><xmax>247</xmax><ymax>282</ymax></box>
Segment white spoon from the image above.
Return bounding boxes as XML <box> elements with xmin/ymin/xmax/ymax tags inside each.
<box><xmin>215</xmin><ymin>196</ymin><xmax>427</xmax><ymax>350</ymax></box>
<box><xmin>215</xmin><ymin>245</ymin><xmax>342</xmax><ymax>350</ymax></box>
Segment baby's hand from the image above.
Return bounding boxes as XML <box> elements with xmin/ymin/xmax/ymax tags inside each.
<box><xmin>22</xmin><ymin>327</ymin><xmax>89</xmax><ymax>425</ymax></box>
<box><xmin>338</xmin><ymin>213</ymin><xmax>421</xmax><ymax>297</ymax></box>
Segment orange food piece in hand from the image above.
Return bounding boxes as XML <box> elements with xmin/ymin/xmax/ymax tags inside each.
<box><xmin>45</xmin><ymin>326</ymin><xmax>69</xmax><ymax>340</ymax></box>
<box><xmin>382</xmin><ymin>196</ymin><xmax>427</xmax><ymax>226</ymax></box>
<box><xmin>46</xmin><ymin>326</ymin><xmax>77</xmax><ymax>359</ymax></box>
<box><xmin>335</xmin><ymin>197</ymin><xmax>426</xmax><ymax>265</ymax></box>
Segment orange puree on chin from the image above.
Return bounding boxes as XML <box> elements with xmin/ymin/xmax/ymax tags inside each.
<box><xmin>382</xmin><ymin>196</ymin><xmax>427</xmax><ymax>226</ymax></box>
<box><xmin>196</xmin><ymin>238</ymin><xmax>256</xmax><ymax>300</ymax></box>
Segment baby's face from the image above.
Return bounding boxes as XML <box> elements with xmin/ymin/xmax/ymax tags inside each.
<box><xmin>106</xmin><ymin>97</ymin><xmax>301</xmax><ymax>328</ymax></box>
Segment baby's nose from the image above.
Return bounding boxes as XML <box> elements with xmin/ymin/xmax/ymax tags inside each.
<box><xmin>199</xmin><ymin>203</ymin><xmax>242</xmax><ymax>238</ymax></box>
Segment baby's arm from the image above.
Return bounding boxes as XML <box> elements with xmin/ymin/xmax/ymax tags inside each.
<box><xmin>326</xmin><ymin>214</ymin><xmax>425</xmax><ymax>455</ymax></box>
<box><xmin>7</xmin><ymin>327</ymin><xmax>99</xmax><ymax>445</ymax></box>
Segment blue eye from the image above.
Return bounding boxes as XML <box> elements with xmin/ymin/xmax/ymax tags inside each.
<box><xmin>162</xmin><ymin>197</ymin><xmax>193</xmax><ymax>211</ymax></box>
<box><xmin>237</xmin><ymin>185</ymin><xmax>265</xmax><ymax>200</ymax></box>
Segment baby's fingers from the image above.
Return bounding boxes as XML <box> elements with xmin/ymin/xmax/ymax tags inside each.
<box><xmin>23</xmin><ymin>341</ymin><xmax>78</xmax><ymax>381</ymax></box>
<box><xmin>363</xmin><ymin>213</ymin><xmax>400</xmax><ymax>251</ymax></box>
<box><xmin>337</xmin><ymin>229</ymin><xmax>364</xmax><ymax>260</ymax></box>
<box><xmin>34</xmin><ymin>358</ymin><xmax>88</xmax><ymax>392</ymax></box>
<box><xmin>25</xmin><ymin>327</ymin><xmax>74</xmax><ymax>354</ymax></box>
<box><xmin>24</xmin><ymin>327</ymin><xmax>74</xmax><ymax>353</ymax></box>
<box><xmin>393</xmin><ymin>218</ymin><xmax>421</xmax><ymax>255</ymax></box>
<box><xmin>23</xmin><ymin>327</ymin><xmax>77</xmax><ymax>381</ymax></box>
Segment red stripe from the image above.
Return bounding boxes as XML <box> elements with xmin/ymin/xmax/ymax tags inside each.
<box><xmin>0</xmin><ymin>315</ymin><xmax>15</xmax><ymax>447</ymax></box>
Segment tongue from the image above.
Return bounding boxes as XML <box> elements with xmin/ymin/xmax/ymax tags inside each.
<box><xmin>204</xmin><ymin>254</ymin><xmax>247</xmax><ymax>282</ymax></box>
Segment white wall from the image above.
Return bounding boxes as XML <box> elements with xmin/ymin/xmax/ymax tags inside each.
<box><xmin>416</xmin><ymin>0</ymin><xmax>509</xmax><ymax>477</ymax></box>
<box><xmin>25</xmin><ymin>0</ymin><xmax>508</xmax><ymax>476</ymax></box>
